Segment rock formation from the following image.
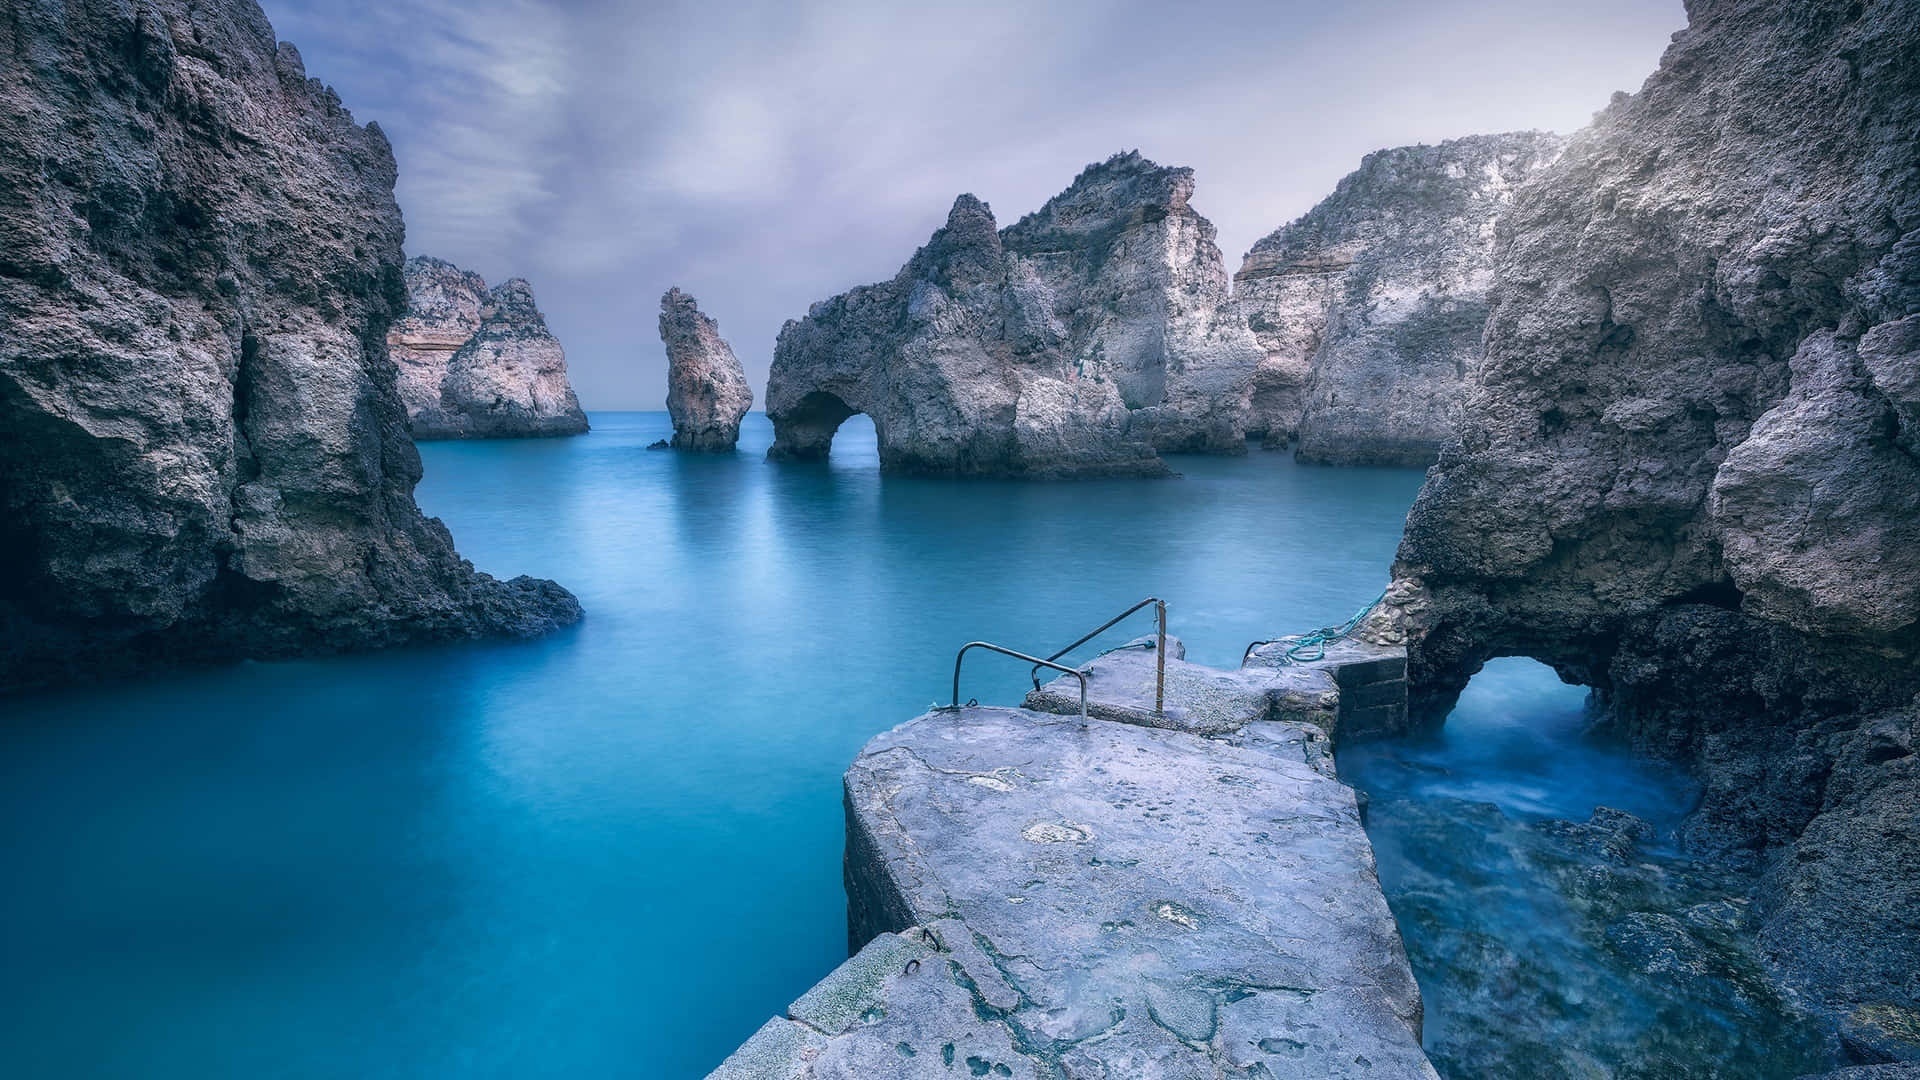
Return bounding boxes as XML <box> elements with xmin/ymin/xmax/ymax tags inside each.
<box><xmin>764</xmin><ymin>152</ymin><xmax>1263</xmax><ymax>476</ymax></box>
<box><xmin>387</xmin><ymin>257</ymin><xmax>589</xmax><ymax>439</ymax></box>
<box><xmin>658</xmin><ymin>288</ymin><xmax>752</xmax><ymax>450</ymax></box>
<box><xmin>1389</xmin><ymin>0</ymin><xmax>1920</xmax><ymax>1059</ymax></box>
<box><xmin>1235</xmin><ymin>132</ymin><xmax>1564</xmax><ymax>463</ymax></box>
<box><xmin>0</xmin><ymin>0</ymin><xmax>581</xmax><ymax>693</ymax></box>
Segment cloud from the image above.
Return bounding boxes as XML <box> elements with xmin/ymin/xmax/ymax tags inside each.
<box><xmin>261</xmin><ymin>0</ymin><xmax>1685</xmax><ymax>409</ymax></box>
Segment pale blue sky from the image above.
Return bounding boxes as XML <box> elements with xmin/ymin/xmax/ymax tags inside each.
<box><xmin>261</xmin><ymin>0</ymin><xmax>1685</xmax><ymax>409</ymax></box>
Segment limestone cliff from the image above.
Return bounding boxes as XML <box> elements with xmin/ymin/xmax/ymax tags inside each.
<box><xmin>659</xmin><ymin>288</ymin><xmax>752</xmax><ymax>450</ymax></box>
<box><xmin>388</xmin><ymin>257</ymin><xmax>589</xmax><ymax>439</ymax></box>
<box><xmin>765</xmin><ymin>152</ymin><xmax>1261</xmax><ymax>476</ymax></box>
<box><xmin>1235</xmin><ymin>132</ymin><xmax>1564</xmax><ymax>463</ymax></box>
<box><xmin>1389</xmin><ymin>0</ymin><xmax>1920</xmax><ymax>1057</ymax></box>
<box><xmin>0</xmin><ymin>0</ymin><xmax>581</xmax><ymax>692</ymax></box>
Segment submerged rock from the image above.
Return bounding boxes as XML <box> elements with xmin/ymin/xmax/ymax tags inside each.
<box><xmin>1235</xmin><ymin>132</ymin><xmax>1563</xmax><ymax>462</ymax></box>
<box><xmin>1390</xmin><ymin>0</ymin><xmax>1920</xmax><ymax>1052</ymax></box>
<box><xmin>658</xmin><ymin>288</ymin><xmax>752</xmax><ymax>450</ymax></box>
<box><xmin>0</xmin><ymin>0</ymin><xmax>581</xmax><ymax>692</ymax></box>
<box><xmin>764</xmin><ymin>152</ymin><xmax>1262</xmax><ymax>476</ymax></box>
<box><xmin>388</xmin><ymin>257</ymin><xmax>589</xmax><ymax>439</ymax></box>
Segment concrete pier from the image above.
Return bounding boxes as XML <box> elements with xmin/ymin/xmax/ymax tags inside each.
<box><xmin>709</xmin><ymin>635</ymin><xmax>1431</xmax><ymax>1078</ymax></box>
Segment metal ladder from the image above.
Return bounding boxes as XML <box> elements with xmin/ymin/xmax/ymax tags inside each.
<box><xmin>946</xmin><ymin>597</ymin><xmax>1167</xmax><ymax>722</ymax></box>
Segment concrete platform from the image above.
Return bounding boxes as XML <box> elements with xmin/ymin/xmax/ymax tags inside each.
<box><xmin>710</xmin><ymin>705</ymin><xmax>1436</xmax><ymax>1078</ymax></box>
<box><xmin>1027</xmin><ymin>634</ymin><xmax>1405</xmax><ymax>744</ymax></box>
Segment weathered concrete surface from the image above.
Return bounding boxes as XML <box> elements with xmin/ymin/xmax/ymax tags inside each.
<box><xmin>708</xmin><ymin>929</ymin><xmax>1048</xmax><ymax>1079</ymax></box>
<box><xmin>823</xmin><ymin>705</ymin><xmax>1434</xmax><ymax>1079</ymax></box>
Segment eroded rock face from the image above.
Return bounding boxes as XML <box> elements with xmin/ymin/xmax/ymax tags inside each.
<box><xmin>387</xmin><ymin>257</ymin><xmax>589</xmax><ymax>439</ymax></box>
<box><xmin>1235</xmin><ymin>132</ymin><xmax>1564</xmax><ymax>462</ymax></box>
<box><xmin>0</xmin><ymin>0</ymin><xmax>581</xmax><ymax>692</ymax></box>
<box><xmin>1391</xmin><ymin>0</ymin><xmax>1920</xmax><ymax>1054</ymax></box>
<box><xmin>658</xmin><ymin>288</ymin><xmax>752</xmax><ymax>450</ymax></box>
<box><xmin>765</xmin><ymin>152</ymin><xmax>1262</xmax><ymax>476</ymax></box>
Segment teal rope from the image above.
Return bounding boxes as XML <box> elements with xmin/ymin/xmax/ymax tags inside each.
<box><xmin>1266</xmin><ymin>589</ymin><xmax>1387</xmax><ymax>664</ymax></box>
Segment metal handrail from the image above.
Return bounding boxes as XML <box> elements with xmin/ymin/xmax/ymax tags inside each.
<box><xmin>950</xmin><ymin>641</ymin><xmax>1089</xmax><ymax>724</ymax></box>
<box><xmin>1029</xmin><ymin>597</ymin><xmax>1166</xmax><ymax>714</ymax></box>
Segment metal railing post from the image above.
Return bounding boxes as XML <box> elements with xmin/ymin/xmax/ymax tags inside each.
<box><xmin>1028</xmin><ymin>596</ymin><xmax>1169</xmax><ymax>716</ymax></box>
<box><xmin>1154</xmin><ymin>599</ymin><xmax>1166</xmax><ymax>715</ymax></box>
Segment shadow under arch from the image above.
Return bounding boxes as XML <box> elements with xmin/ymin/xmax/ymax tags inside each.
<box><xmin>767</xmin><ymin>390</ymin><xmax>868</xmax><ymax>463</ymax></box>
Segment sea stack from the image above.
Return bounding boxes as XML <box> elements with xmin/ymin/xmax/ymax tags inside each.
<box><xmin>659</xmin><ymin>288</ymin><xmax>753</xmax><ymax>451</ymax></box>
<box><xmin>0</xmin><ymin>0</ymin><xmax>581</xmax><ymax>692</ymax></box>
<box><xmin>388</xmin><ymin>257</ymin><xmax>590</xmax><ymax>439</ymax></box>
<box><xmin>1235</xmin><ymin>132</ymin><xmax>1564</xmax><ymax>462</ymax></box>
<box><xmin>1389</xmin><ymin>0</ymin><xmax>1920</xmax><ymax>1055</ymax></box>
<box><xmin>764</xmin><ymin>152</ymin><xmax>1262</xmax><ymax>476</ymax></box>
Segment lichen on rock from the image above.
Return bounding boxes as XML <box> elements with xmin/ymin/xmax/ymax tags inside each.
<box><xmin>658</xmin><ymin>287</ymin><xmax>752</xmax><ymax>451</ymax></box>
<box><xmin>0</xmin><ymin>0</ymin><xmax>581</xmax><ymax>692</ymax></box>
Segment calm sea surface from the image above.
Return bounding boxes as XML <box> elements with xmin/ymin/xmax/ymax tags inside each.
<box><xmin>0</xmin><ymin>412</ymin><xmax>1821</xmax><ymax>1077</ymax></box>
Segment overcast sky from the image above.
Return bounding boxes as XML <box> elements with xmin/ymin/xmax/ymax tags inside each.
<box><xmin>262</xmin><ymin>0</ymin><xmax>1684</xmax><ymax>410</ymax></box>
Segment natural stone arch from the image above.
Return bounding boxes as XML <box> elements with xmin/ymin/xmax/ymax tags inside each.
<box><xmin>767</xmin><ymin>389</ymin><xmax>864</xmax><ymax>462</ymax></box>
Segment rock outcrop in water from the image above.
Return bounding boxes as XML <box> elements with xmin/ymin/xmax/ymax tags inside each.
<box><xmin>387</xmin><ymin>257</ymin><xmax>589</xmax><ymax>439</ymax></box>
<box><xmin>764</xmin><ymin>152</ymin><xmax>1262</xmax><ymax>476</ymax></box>
<box><xmin>659</xmin><ymin>288</ymin><xmax>752</xmax><ymax>450</ymax></box>
<box><xmin>1389</xmin><ymin>0</ymin><xmax>1920</xmax><ymax>1059</ymax></box>
<box><xmin>1235</xmin><ymin>132</ymin><xmax>1564</xmax><ymax>463</ymax></box>
<box><xmin>0</xmin><ymin>0</ymin><xmax>581</xmax><ymax>693</ymax></box>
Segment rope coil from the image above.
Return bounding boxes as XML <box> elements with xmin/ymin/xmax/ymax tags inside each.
<box><xmin>1244</xmin><ymin>588</ymin><xmax>1386</xmax><ymax>665</ymax></box>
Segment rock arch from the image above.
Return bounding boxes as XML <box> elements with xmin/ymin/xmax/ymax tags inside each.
<box><xmin>767</xmin><ymin>390</ymin><xmax>863</xmax><ymax>462</ymax></box>
<box><xmin>765</xmin><ymin>153</ymin><xmax>1264</xmax><ymax>478</ymax></box>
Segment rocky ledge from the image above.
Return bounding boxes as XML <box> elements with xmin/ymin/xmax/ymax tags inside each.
<box><xmin>1390</xmin><ymin>0</ymin><xmax>1920</xmax><ymax>1060</ymax></box>
<box><xmin>0</xmin><ymin>0</ymin><xmax>580</xmax><ymax>692</ymax></box>
<box><xmin>659</xmin><ymin>288</ymin><xmax>753</xmax><ymax>450</ymax></box>
<box><xmin>1235</xmin><ymin>132</ymin><xmax>1563</xmax><ymax>463</ymax></box>
<box><xmin>388</xmin><ymin>256</ymin><xmax>590</xmax><ymax>439</ymax></box>
<box><xmin>763</xmin><ymin>152</ymin><xmax>1262</xmax><ymax>476</ymax></box>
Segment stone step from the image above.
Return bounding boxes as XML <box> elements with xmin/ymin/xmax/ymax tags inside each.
<box><xmin>1026</xmin><ymin>633</ymin><xmax>1407</xmax><ymax>744</ymax></box>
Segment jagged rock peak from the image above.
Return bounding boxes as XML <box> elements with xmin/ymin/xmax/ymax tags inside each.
<box><xmin>765</xmin><ymin>151</ymin><xmax>1262</xmax><ymax>475</ymax></box>
<box><xmin>1391</xmin><ymin>0</ymin><xmax>1920</xmax><ymax>1054</ymax></box>
<box><xmin>0</xmin><ymin>0</ymin><xmax>581</xmax><ymax>692</ymax></box>
<box><xmin>388</xmin><ymin>256</ymin><xmax>589</xmax><ymax>439</ymax></box>
<box><xmin>658</xmin><ymin>288</ymin><xmax>753</xmax><ymax>451</ymax></box>
<box><xmin>1235</xmin><ymin>131</ymin><xmax>1565</xmax><ymax>462</ymax></box>
<box><xmin>1009</xmin><ymin>150</ymin><xmax>1197</xmax><ymax>230</ymax></box>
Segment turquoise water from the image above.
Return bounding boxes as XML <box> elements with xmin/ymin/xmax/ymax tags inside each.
<box><xmin>1341</xmin><ymin>661</ymin><xmax>1832</xmax><ymax>1077</ymax></box>
<box><xmin>0</xmin><ymin>412</ymin><xmax>1428</xmax><ymax>1079</ymax></box>
<box><xmin>1</xmin><ymin>412</ymin><xmax>1819</xmax><ymax>1078</ymax></box>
